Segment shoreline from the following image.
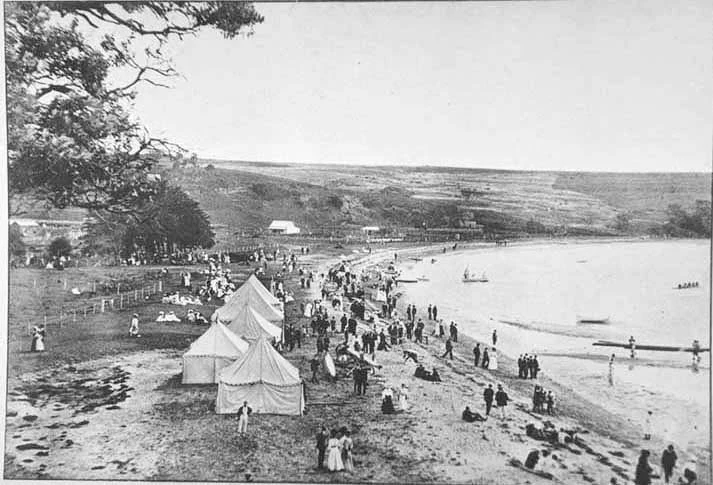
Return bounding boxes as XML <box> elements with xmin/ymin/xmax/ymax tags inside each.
<box><xmin>3</xmin><ymin>237</ymin><xmax>710</xmax><ymax>483</ymax></box>
<box><xmin>310</xmin><ymin>238</ymin><xmax>711</xmax><ymax>483</ymax></box>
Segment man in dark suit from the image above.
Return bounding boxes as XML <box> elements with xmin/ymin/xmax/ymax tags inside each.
<box><xmin>483</xmin><ymin>384</ymin><xmax>494</xmax><ymax>416</ymax></box>
<box><xmin>316</xmin><ymin>425</ymin><xmax>329</xmax><ymax>469</ymax></box>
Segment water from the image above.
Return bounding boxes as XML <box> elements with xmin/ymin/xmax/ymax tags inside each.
<box><xmin>398</xmin><ymin>240</ymin><xmax>710</xmax><ymax>456</ymax></box>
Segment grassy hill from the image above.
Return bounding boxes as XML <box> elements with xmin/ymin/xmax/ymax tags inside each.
<box><xmin>161</xmin><ymin>160</ymin><xmax>710</xmax><ymax>245</ymax></box>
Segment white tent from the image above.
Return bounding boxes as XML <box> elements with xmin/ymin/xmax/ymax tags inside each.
<box><xmin>213</xmin><ymin>279</ymin><xmax>284</xmax><ymax>325</ymax></box>
<box><xmin>182</xmin><ymin>322</ymin><xmax>249</xmax><ymax>384</ymax></box>
<box><xmin>216</xmin><ymin>336</ymin><xmax>304</xmax><ymax>415</ymax></box>
<box><xmin>222</xmin><ymin>306</ymin><xmax>282</xmax><ymax>343</ymax></box>
<box><xmin>227</xmin><ymin>275</ymin><xmax>283</xmax><ymax>311</ymax></box>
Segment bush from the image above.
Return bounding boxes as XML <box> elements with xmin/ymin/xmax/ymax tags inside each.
<box><xmin>48</xmin><ymin>237</ymin><xmax>72</xmax><ymax>259</ymax></box>
<box><xmin>9</xmin><ymin>223</ymin><xmax>26</xmax><ymax>257</ymax></box>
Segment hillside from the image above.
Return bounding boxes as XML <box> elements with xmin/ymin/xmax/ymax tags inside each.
<box><xmin>165</xmin><ymin>161</ymin><xmax>710</xmax><ymax>244</ymax></box>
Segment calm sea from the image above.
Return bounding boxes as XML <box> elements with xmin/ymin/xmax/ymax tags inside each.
<box><xmin>398</xmin><ymin>240</ymin><xmax>710</xmax><ymax>456</ymax></box>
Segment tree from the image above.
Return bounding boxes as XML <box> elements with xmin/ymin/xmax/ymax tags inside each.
<box><xmin>6</xmin><ymin>2</ymin><xmax>263</xmax><ymax>215</ymax></box>
<box><xmin>85</xmin><ymin>181</ymin><xmax>215</xmax><ymax>258</ymax></box>
<box><xmin>9</xmin><ymin>223</ymin><xmax>27</xmax><ymax>257</ymax></box>
<box><xmin>48</xmin><ymin>236</ymin><xmax>73</xmax><ymax>259</ymax></box>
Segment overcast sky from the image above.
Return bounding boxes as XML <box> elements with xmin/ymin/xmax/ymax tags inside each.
<box><xmin>133</xmin><ymin>1</ymin><xmax>712</xmax><ymax>172</ymax></box>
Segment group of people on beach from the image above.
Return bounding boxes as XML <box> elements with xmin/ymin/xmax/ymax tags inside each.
<box><xmin>531</xmin><ymin>384</ymin><xmax>555</xmax><ymax>414</ymax></box>
<box><xmin>634</xmin><ymin>445</ymin><xmax>698</xmax><ymax>485</ymax></box>
<box><xmin>316</xmin><ymin>426</ymin><xmax>354</xmax><ymax>473</ymax></box>
<box><xmin>517</xmin><ymin>354</ymin><xmax>541</xmax><ymax>379</ymax></box>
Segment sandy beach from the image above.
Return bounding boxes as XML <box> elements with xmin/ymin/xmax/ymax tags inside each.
<box><xmin>4</xmin><ymin>240</ymin><xmax>710</xmax><ymax>484</ymax></box>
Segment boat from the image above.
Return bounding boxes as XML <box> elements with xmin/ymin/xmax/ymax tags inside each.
<box><xmin>396</xmin><ymin>274</ymin><xmax>419</xmax><ymax>283</ymax></box>
<box><xmin>576</xmin><ymin>315</ymin><xmax>610</xmax><ymax>324</ymax></box>
<box><xmin>409</xmin><ymin>257</ymin><xmax>423</xmax><ymax>262</ymax></box>
<box><xmin>416</xmin><ymin>275</ymin><xmax>429</xmax><ymax>282</ymax></box>
<box><xmin>463</xmin><ymin>266</ymin><xmax>488</xmax><ymax>283</ymax></box>
<box><xmin>592</xmin><ymin>340</ymin><xmax>710</xmax><ymax>353</ymax></box>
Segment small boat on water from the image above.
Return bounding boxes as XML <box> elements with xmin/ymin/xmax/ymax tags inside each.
<box><xmin>409</xmin><ymin>257</ymin><xmax>423</xmax><ymax>262</ymax></box>
<box><xmin>417</xmin><ymin>275</ymin><xmax>429</xmax><ymax>282</ymax></box>
<box><xmin>593</xmin><ymin>340</ymin><xmax>710</xmax><ymax>353</ymax></box>
<box><xmin>463</xmin><ymin>266</ymin><xmax>488</xmax><ymax>283</ymax></box>
<box><xmin>576</xmin><ymin>315</ymin><xmax>610</xmax><ymax>324</ymax></box>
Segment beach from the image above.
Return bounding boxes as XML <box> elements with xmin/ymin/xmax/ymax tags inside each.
<box><xmin>4</xmin><ymin>239</ymin><xmax>711</xmax><ymax>484</ymax></box>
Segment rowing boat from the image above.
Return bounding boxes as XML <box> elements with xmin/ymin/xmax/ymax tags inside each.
<box><xmin>576</xmin><ymin>315</ymin><xmax>610</xmax><ymax>324</ymax></box>
<box><xmin>592</xmin><ymin>340</ymin><xmax>710</xmax><ymax>353</ymax></box>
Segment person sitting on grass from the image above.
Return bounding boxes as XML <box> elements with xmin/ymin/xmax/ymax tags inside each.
<box><xmin>381</xmin><ymin>387</ymin><xmax>396</xmax><ymax>414</ymax></box>
<box><xmin>462</xmin><ymin>406</ymin><xmax>486</xmax><ymax>422</ymax></box>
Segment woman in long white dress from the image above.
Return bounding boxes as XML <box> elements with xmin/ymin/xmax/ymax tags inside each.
<box><xmin>489</xmin><ymin>347</ymin><xmax>498</xmax><ymax>370</ymax></box>
<box><xmin>340</xmin><ymin>429</ymin><xmax>354</xmax><ymax>472</ymax></box>
<box><xmin>399</xmin><ymin>384</ymin><xmax>409</xmax><ymax>411</ymax></box>
<box><xmin>35</xmin><ymin>326</ymin><xmax>46</xmax><ymax>352</ymax></box>
<box><xmin>327</xmin><ymin>430</ymin><xmax>344</xmax><ymax>472</ymax></box>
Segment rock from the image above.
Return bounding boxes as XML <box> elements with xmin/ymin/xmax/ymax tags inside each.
<box><xmin>6</xmin><ymin>411</ymin><xmax>18</xmax><ymax>417</ymax></box>
<box><xmin>22</xmin><ymin>415</ymin><xmax>38</xmax><ymax>422</ymax></box>
<box><xmin>36</xmin><ymin>451</ymin><xmax>49</xmax><ymax>457</ymax></box>
<box><xmin>16</xmin><ymin>443</ymin><xmax>49</xmax><ymax>451</ymax></box>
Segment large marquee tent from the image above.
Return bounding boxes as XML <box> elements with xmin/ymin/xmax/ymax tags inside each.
<box><xmin>216</xmin><ymin>336</ymin><xmax>304</xmax><ymax>415</ymax></box>
<box><xmin>227</xmin><ymin>274</ymin><xmax>283</xmax><ymax>310</ymax></box>
<box><xmin>182</xmin><ymin>322</ymin><xmax>249</xmax><ymax>384</ymax></box>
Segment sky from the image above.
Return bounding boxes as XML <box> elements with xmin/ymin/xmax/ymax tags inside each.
<box><xmin>131</xmin><ymin>1</ymin><xmax>713</xmax><ymax>172</ymax></box>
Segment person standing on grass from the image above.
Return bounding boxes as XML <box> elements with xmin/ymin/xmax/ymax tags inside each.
<box><xmin>489</xmin><ymin>348</ymin><xmax>498</xmax><ymax>370</ymax></box>
<box><xmin>129</xmin><ymin>313</ymin><xmax>140</xmax><ymax>337</ymax></box>
<box><xmin>428</xmin><ymin>304</ymin><xmax>432</xmax><ymax>320</ymax></box>
<box><xmin>481</xmin><ymin>347</ymin><xmax>490</xmax><ymax>369</ymax></box>
<box><xmin>237</xmin><ymin>401</ymin><xmax>252</xmax><ymax>434</ymax></box>
<box><xmin>473</xmin><ymin>343</ymin><xmax>481</xmax><ymax>367</ymax></box>
<box><xmin>495</xmin><ymin>384</ymin><xmax>509</xmax><ymax>418</ymax></box>
<box><xmin>316</xmin><ymin>426</ymin><xmax>329</xmax><ymax>470</ymax></box>
<box><xmin>310</xmin><ymin>356</ymin><xmax>321</xmax><ymax>384</ymax></box>
<box><xmin>432</xmin><ymin>305</ymin><xmax>438</xmax><ymax>320</ymax></box>
<box><xmin>340</xmin><ymin>429</ymin><xmax>354</xmax><ymax>473</ymax></box>
<box><xmin>442</xmin><ymin>337</ymin><xmax>454</xmax><ymax>360</ymax></box>
<box><xmin>483</xmin><ymin>384</ymin><xmax>494</xmax><ymax>416</ymax></box>
<box><xmin>661</xmin><ymin>445</ymin><xmax>677</xmax><ymax>483</ymax></box>
<box><xmin>327</xmin><ymin>429</ymin><xmax>344</xmax><ymax>472</ymax></box>
<box><xmin>492</xmin><ymin>329</ymin><xmax>497</xmax><ymax>346</ymax></box>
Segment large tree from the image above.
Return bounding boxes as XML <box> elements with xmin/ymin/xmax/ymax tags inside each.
<box><xmin>6</xmin><ymin>2</ymin><xmax>263</xmax><ymax>215</ymax></box>
<box><xmin>85</xmin><ymin>181</ymin><xmax>215</xmax><ymax>259</ymax></box>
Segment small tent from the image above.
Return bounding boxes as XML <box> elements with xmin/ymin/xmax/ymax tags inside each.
<box><xmin>213</xmin><ymin>278</ymin><xmax>284</xmax><ymax>325</ymax></box>
<box><xmin>216</xmin><ymin>336</ymin><xmax>304</xmax><ymax>415</ymax></box>
<box><xmin>222</xmin><ymin>306</ymin><xmax>282</xmax><ymax>343</ymax></box>
<box><xmin>182</xmin><ymin>322</ymin><xmax>249</xmax><ymax>384</ymax></box>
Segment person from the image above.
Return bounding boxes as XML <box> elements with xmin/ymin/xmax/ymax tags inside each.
<box><xmin>492</xmin><ymin>330</ymin><xmax>497</xmax><ymax>346</ymax></box>
<box><xmin>432</xmin><ymin>305</ymin><xmax>438</xmax><ymax>320</ymax></box>
<box><xmin>441</xmin><ymin>337</ymin><xmax>454</xmax><ymax>360</ymax></box>
<box><xmin>237</xmin><ymin>400</ymin><xmax>252</xmax><ymax>434</ymax></box>
<box><xmin>495</xmin><ymin>384</ymin><xmax>509</xmax><ymax>418</ymax></box>
<box><xmin>692</xmin><ymin>339</ymin><xmax>701</xmax><ymax>364</ymax></box>
<box><xmin>462</xmin><ymin>406</ymin><xmax>486</xmax><ymax>422</ymax></box>
<box><xmin>473</xmin><ymin>344</ymin><xmax>481</xmax><ymax>367</ymax></box>
<box><xmin>129</xmin><ymin>313</ymin><xmax>140</xmax><ymax>337</ymax></box>
<box><xmin>629</xmin><ymin>336</ymin><xmax>637</xmax><ymax>359</ymax></box>
<box><xmin>483</xmin><ymin>384</ymin><xmax>494</xmax><ymax>416</ymax></box>
<box><xmin>634</xmin><ymin>449</ymin><xmax>653</xmax><ymax>485</ymax></box>
<box><xmin>546</xmin><ymin>391</ymin><xmax>555</xmax><ymax>415</ymax></box>
<box><xmin>438</xmin><ymin>320</ymin><xmax>445</xmax><ymax>338</ymax></box>
<box><xmin>316</xmin><ymin>426</ymin><xmax>329</xmax><ymax>469</ymax></box>
<box><xmin>327</xmin><ymin>429</ymin><xmax>344</xmax><ymax>472</ymax></box>
<box><xmin>403</xmin><ymin>350</ymin><xmax>419</xmax><ymax>364</ymax></box>
<box><xmin>644</xmin><ymin>410</ymin><xmax>653</xmax><ymax>440</ymax></box>
<box><xmin>481</xmin><ymin>347</ymin><xmax>490</xmax><ymax>369</ymax></box>
<box><xmin>428</xmin><ymin>304</ymin><xmax>432</xmax><ymax>320</ymax></box>
<box><xmin>451</xmin><ymin>322</ymin><xmax>458</xmax><ymax>342</ymax></box>
<box><xmin>489</xmin><ymin>347</ymin><xmax>498</xmax><ymax>370</ymax></box>
<box><xmin>398</xmin><ymin>383</ymin><xmax>409</xmax><ymax>411</ymax></box>
<box><xmin>340</xmin><ymin>429</ymin><xmax>354</xmax><ymax>473</ymax></box>
<box><xmin>310</xmin><ymin>356</ymin><xmax>320</xmax><ymax>384</ymax></box>
<box><xmin>609</xmin><ymin>353</ymin><xmax>615</xmax><ymax>368</ymax></box>
<box><xmin>381</xmin><ymin>386</ymin><xmax>395</xmax><ymax>414</ymax></box>
<box><xmin>661</xmin><ymin>444</ymin><xmax>677</xmax><ymax>483</ymax></box>
<box><xmin>31</xmin><ymin>325</ymin><xmax>46</xmax><ymax>352</ymax></box>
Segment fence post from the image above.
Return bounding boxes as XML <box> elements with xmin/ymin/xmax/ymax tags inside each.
<box><xmin>100</xmin><ymin>300</ymin><xmax>105</xmax><ymax>313</ymax></box>
<box><xmin>110</xmin><ymin>299</ymin><xmax>115</xmax><ymax>310</ymax></box>
<box><xmin>73</xmin><ymin>310</ymin><xmax>76</xmax><ymax>323</ymax></box>
<box><xmin>44</xmin><ymin>315</ymin><xmax>47</xmax><ymax>327</ymax></box>
<box><xmin>63</xmin><ymin>279</ymin><xmax>68</xmax><ymax>290</ymax></box>
<box><xmin>141</xmin><ymin>288</ymin><xmax>145</xmax><ymax>300</ymax></box>
<box><xmin>84</xmin><ymin>307</ymin><xmax>87</xmax><ymax>318</ymax></box>
<box><xmin>93</xmin><ymin>281</ymin><xmax>96</xmax><ymax>293</ymax></box>
<box><xmin>120</xmin><ymin>294</ymin><xmax>123</xmax><ymax>309</ymax></box>
<box><xmin>117</xmin><ymin>283</ymin><xmax>121</xmax><ymax>295</ymax></box>
<box><xmin>159</xmin><ymin>280</ymin><xmax>163</xmax><ymax>292</ymax></box>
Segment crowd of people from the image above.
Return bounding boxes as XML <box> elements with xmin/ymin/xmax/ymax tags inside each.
<box><xmin>315</xmin><ymin>426</ymin><xmax>354</xmax><ymax>473</ymax></box>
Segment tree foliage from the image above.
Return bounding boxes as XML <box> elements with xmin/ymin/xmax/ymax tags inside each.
<box><xmin>84</xmin><ymin>182</ymin><xmax>215</xmax><ymax>258</ymax></box>
<box><xmin>9</xmin><ymin>223</ymin><xmax>27</xmax><ymax>257</ymax></box>
<box><xmin>6</xmin><ymin>2</ymin><xmax>263</xmax><ymax>214</ymax></box>
<box><xmin>48</xmin><ymin>236</ymin><xmax>73</xmax><ymax>258</ymax></box>
<box><xmin>663</xmin><ymin>201</ymin><xmax>711</xmax><ymax>237</ymax></box>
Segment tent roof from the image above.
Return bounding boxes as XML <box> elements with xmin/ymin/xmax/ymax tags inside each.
<box><xmin>223</xmin><ymin>306</ymin><xmax>282</xmax><ymax>342</ymax></box>
<box><xmin>268</xmin><ymin>220</ymin><xmax>298</xmax><ymax>230</ymax></box>
<box><xmin>184</xmin><ymin>322</ymin><xmax>249</xmax><ymax>357</ymax></box>
<box><xmin>214</xmin><ymin>281</ymin><xmax>284</xmax><ymax>324</ymax></box>
<box><xmin>227</xmin><ymin>274</ymin><xmax>281</xmax><ymax>307</ymax></box>
<box><xmin>220</xmin><ymin>336</ymin><xmax>301</xmax><ymax>386</ymax></box>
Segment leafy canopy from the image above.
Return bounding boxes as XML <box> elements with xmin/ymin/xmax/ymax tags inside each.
<box><xmin>6</xmin><ymin>2</ymin><xmax>263</xmax><ymax>214</ymax></box>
